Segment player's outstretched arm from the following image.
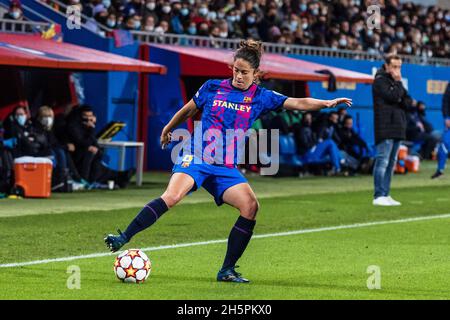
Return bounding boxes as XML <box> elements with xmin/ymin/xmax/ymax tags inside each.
<box><xmin>283</xmin><ymin>97</ymin><xmax>352</xmax><ymax>112</ymax></box>
<box><xmin>160</xmin><ymin>99</ymin><xmax>198</xmax><ymax>149</ymax></box>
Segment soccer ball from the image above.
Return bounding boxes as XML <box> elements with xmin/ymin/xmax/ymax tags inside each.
<box><xmin>114</xmin><ymin>249</ymin><xmax>151</xmax><ymax>283</ymax></box>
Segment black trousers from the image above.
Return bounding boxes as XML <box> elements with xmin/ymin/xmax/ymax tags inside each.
<box><xmin>73</xmin><ymin>149</ymin><xmax>118</xmax><ymax>183</ymax></box>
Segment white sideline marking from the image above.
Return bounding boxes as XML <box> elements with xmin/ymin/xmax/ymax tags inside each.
<box><xmin>1</xmin><ymin>213</ymin><xmax>450</xmax><ymax>269</ymax></box>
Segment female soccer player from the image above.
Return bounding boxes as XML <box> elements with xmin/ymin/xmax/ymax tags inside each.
<box><xmin>105</xmin><ymin>40</ymin><xmax>352</xmax><ymax>283</ymax></box>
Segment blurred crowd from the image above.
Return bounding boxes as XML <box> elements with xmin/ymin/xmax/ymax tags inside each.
<box><xmin>258</xmin><ymin>107</ymin><xmax>374</xmax><ymax>175</ymax></box>
<box><xmin>32</xmin><ymin>0</ymin><xmax>448</xmax><ymax>58</ymax></box>
<box><xmin>256</xmin><ymin>97</ymin><xmax>438</xmax><ymax>176</ymax></box>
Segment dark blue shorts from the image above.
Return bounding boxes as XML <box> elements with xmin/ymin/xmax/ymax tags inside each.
<box><xmin>172</xmin><ymin>160</ymin><xmax>248</xmax><ymax>206</ymax></box>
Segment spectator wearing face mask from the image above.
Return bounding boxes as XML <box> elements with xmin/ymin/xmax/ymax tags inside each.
<box><xmin>226</xmin><ymin>10</ymin><xmax>243</xmax><ymax>38</ymax></box>
<box><xmin>123</xmin><ymin>14</ymin><xmax>142</xmax><ymax>30</ymax></box>
<box><xmin>241</xmin><ymin>10</ymin><xmax>260</xmax><ymax>40</ymax></box>
<box><xmin>142</xmin><ymin>0</ymin><xmax>159</xmax><ymax>24</ymax></box>
<box><xmin>105</xmin><ymin>12</ymin><xmax>118</xmax><ymax>29</ymax></box>
<box><xmin>178</xmin><ymin>2</ymin><xmax>191</xmax><ymax>25</ymax></box>
<box><xmin>191</xmin><ymin>4</ymin><xmax>210</xmax><ymax>27</ymax></box>
<box><xmin>157</xmin><ymin>1</ymin><xmax>173</xmax><ymax>23</ymax></box>
<box><xmin>3</xmin><ymin>1</ymin><xmax>24</xmax><ymax>20</ymax></box>
<box><xmin>3</xmin><ymin>0</ymin><xmax>28</xmax><ymax>32</ymax></box>
<box><xmin>33</xmin><ymin>106</ymin><xmax>84</xmax><ymax>190</ymax></box>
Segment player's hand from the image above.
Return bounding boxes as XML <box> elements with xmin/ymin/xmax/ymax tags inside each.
<box><xmin>160</xmin><ymin>128</ymin><xmax>172</xmax><ymax>150</ymax></box>
<box><xmin>327</xmin><ymin>98</ymin><xmax>352</xmax><ymax>109</ymax></box>
<box><xmin>88</xmin><ymin>146</ymin><xmax>98</xmax><ymax>154</ymax></box>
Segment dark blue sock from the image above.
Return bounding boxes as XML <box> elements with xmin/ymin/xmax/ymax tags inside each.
<box><xmin>123</xmin><ymin>198</ymin><xmax>169</xmax><ymax>241</ymax></box>
<box><xmin>221</xmin><ymin>216</ymin><xmax>256</xmax><ymax>271</ymax></box>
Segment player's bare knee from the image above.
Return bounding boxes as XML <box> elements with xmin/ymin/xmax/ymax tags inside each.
<box><xmin>242</xmin><ymin>199</ymin><xmax>259</xmax><ymax>220</ymax></box>
<box><xmin>161</xmin><ymin>192</ymin><xmax>183</xmax><ymax>208</ymax></box>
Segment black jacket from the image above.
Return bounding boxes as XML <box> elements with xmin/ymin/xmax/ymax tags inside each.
<box><xmin>372</xmin><ymin>65</ymin><xmax>411</xmax><ymax>144</ymax></box>
<box><xmin>317</xmin><ymin>121</ymin><xmax>341</xmax><ymax>145</ymax></box>
<box><xmin>3</xmin><ymin>115</ymin><xmax>41</xmax><ymax>158</ymax></box>
<box><xmin>338</xmin><ymin>127</ymin><xmax>368</xmax><ymax>159</ymax></box>
<box><xmin>297</xmin><ymin>125</ymin><xmax>317</xmax><ymax>155</ymax></box>
<box><xmin>32</xmin><ymin>122</ymin><xmax>63</xmax><ymax>157</ymax></box>
<box><xmin>66</xmin><ymin>116</ymin><xmax>99</xmax><ymax>151</ymax></box>
<box><xmin>443</xmin><ymin>83</ymin><xmax>450</xmax><ymax>119</ymax></box>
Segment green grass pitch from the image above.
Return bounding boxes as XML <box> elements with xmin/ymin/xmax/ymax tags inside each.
<box><xmin>1</xmin><ymin>161</ymin><xmax>450</xmax><ymax>300</ymax></box>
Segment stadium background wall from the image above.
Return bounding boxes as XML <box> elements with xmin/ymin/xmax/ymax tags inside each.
<box><xmin>2</xmin><ymin>0</ymin><xmax>449</xmax><ymax>171</ymax></box>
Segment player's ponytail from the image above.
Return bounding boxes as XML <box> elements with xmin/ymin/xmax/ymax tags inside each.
<box><xmin>234</xmin><ymin>39</ymin><xmax>263</xmax><ymax>70</ymax></box>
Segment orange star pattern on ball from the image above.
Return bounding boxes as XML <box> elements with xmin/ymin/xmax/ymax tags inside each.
<box><xmin>128</xmin><ymin>250</ymin><xmax>140</xmax><ymax>259</ymax></box>
<box><xmin>125</xmin><ymin>266</ymin><xmax>137</xmax><ymax>277</ymax></box>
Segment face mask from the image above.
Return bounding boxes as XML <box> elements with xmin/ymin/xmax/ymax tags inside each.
<box><xmin>146</xmin><ymin>2</ymin><xmax>155</xmax><ymax>11</ymax></box>
<box><xmin>446</xmin><ymin>15</ymin><xmax>450</xmax><ymax>23</ymax></box>
<box><xmin>302</xmin><ymin>23</ymin><xmax>308</xmax><ymax>30</ymax></box>
<box><xmin>300</xmin><ymin>4</ymin><xmax>307</xmax><ymax>11</ymax></box>
<box><xmin>247</xmin><ymin>16</ymin><xmax>256</xmax><ymax>24</ymax></box>
<box><xmin>180</xmin><ymin>8</ymin><xmax>189</xmax><ymax>16</ymax></box>
<box><xmin>208</xmin><ymin>11</ymin><xmax>217</xmax><ymax>20</ymax></box>
<box><xmin>199</xmin><ymin>7</ymin><xmax>208</xmax><ymax>16</ymax></box>
<box><xmin>162</xmin><ymin>6</ymin><xmax>171</xmax><ymax>14</ymax></box>
<box><xmin>227</xmin><ymin>16</ymin><xmax>236</xmax><ymax>23</ymax></box>
<box><xmin>187</xmin><ymin>26</ymin><xmax>197</xmax><ymax>35</ymax></box>
<box><xmin>41</xmin><ymin>117</ymin><xmax>53</xmax><ymax>128</ymax></box>
<box><xmin>389</xmin><ymin>19</ymin><xmax>396</xmax><ymax>26</ymax></box>
<box><xmin>145</xmin><ymin>25</ymin><xmax>154</xmax><ymax>32</ymax></box>
<box><xmin>405</xmin><ymin>46</ymin><xmax>412</xmax><ymax>54</ymax></box>
<box><xmin>219</xmin><ymin>32</ymin><xmax>228</xmax><ymax>38</ymax></box>
<box><xmin>235</xmin><ymin>15</ymin><xmax>241</xmax><ymax>22</ymax></box>
<box><xmin>339</xmin><ymin>39</ymin><xmax>347</xmax><ymax>47</ymax></box>
<box><xmin>102</xmin><ymin>0</ymin><xmax>111</xmax><ymax>8</ymax></box>
<box><xmin>218</xmin><ymin>12</ymin><xmax>225</xmax><ymax>19</ymax></box>
<box><xmin>106</xmin><ymin>19</ymin><xmax>116</xmax><ymax>28</ymax></box>
<box><xmin>290</xmin><ymin>21</ymin><xmax>298</xmax><ymax>31</ymax></box>
<box><xmin>16</xmin><ymin>115</ymin><xmax>27</xmax><ymax>126</ymax></box>
<box><xmin>189</xmin><ymin>0</ymin><xmax>195</xmax><ymax>4</ymax></box>
<box><xmin>11</xmin><ymin>10</ymin><xmax>21</xmax><ymax>19</ymax></box>
<box><xmin>134</xmin><ymin>20</ymin><xmax>141</xmax><ymax>30</ymax></box>
<box><xmin>396</xmin><ymin>32</ymin><xmax>404</xmax><ymax>39</ymax></box>
<box><xmin>434</xmin><ymin>24</ymin><xmax>441</xmax><ymax>31</ymax></box>
<box><xmin>367</xmin><ymin>29</ymin><xmax>373</xmax><ymax>37</ymax></box>
<box><xmin>312</xmin><ymin>9</ymin><xmax>319</xmax><ymax>16</ymax></box>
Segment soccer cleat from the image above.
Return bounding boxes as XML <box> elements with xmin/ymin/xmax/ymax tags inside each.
<box><xmin>431</xmin><ymin>171</ymin><xmax>444</xmax><ymax>179</ymax></box>
<box><xmin>104</xmin><ymin>229</ymin><xmax>129</xmax><ymax>252</ymax></box>
<box><xmin>372</xmin><ymin>196</ymin><xmax>394</xmax><ymax>206</ymax></box>
<box><xmin>217</xmin><ymin>266</ymin><xmax>249</xmax><ymax>283</ymax></box>
<box><xmin>386</xmin><ymin>196</ymin><xmax>401</xmax><ymax>206</ymax></box>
